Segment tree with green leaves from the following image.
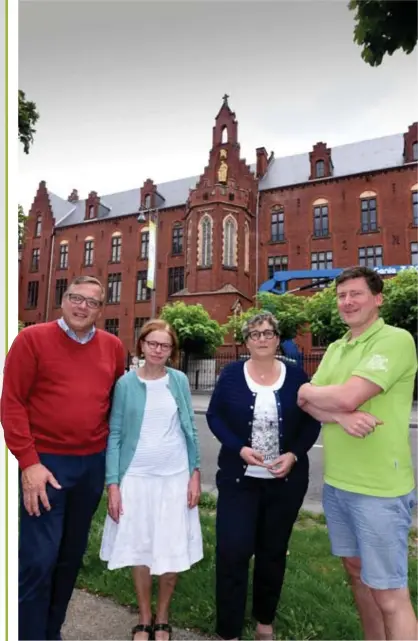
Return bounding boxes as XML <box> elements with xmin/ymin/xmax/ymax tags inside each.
<box><xmin>159</xmin><ymin>301</ymin><xmax>226</xmax><ymax>359</ymax></box>
<box><xmin>18</xmin><ymin>89</ymin><xmax>39</xmax><ymax>154</ymax></box>
<box><xmin>223</xmin><ymin>292</ymin><xmax>308</xmax><ymax>344</ymax></box>
<box><xmin>18</xmin><ymin>204</ymin><xmax>28</xmax><ymax>245</ymax></box>
<box><xmin>305</xmin><ymin>269</ymin><xmax>418</xmax><ymax>345</ymax></box>
<box><xmin>349</xmin><ymin>0</ymin><xmax>417</xmax><ymax>66</ymax></box>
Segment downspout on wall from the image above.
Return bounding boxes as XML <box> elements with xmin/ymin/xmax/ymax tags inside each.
<box><xmin>44</xmin><ymin>230</ymin><xmax>55</xmax><ymax>322</ymax></box>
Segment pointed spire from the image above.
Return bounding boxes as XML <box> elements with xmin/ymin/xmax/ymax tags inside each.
<box><xmin>222</xmin><ymin>93</ymin><xmax>230</xmax><ymax>107</ymax></box>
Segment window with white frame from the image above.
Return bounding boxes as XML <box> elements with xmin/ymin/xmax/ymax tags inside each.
<box><xmin>223</xmin><ymin>215</ymin><xmax>237</xmax><ymax>267</ymax></box>
<box><xmin>199</xmin><ymin>215</ymin><xmax>213</xmax><ymax>267</ymax></box>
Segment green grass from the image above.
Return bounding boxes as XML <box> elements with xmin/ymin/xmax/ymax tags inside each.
<box><xmin>77</xmin><ymin>493</ymin><xmax>418</xmax><ymax>640</ymax></box>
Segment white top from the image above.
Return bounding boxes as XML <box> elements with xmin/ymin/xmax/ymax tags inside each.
<box><xmin>126</xmin><ymin>375</ymin><xmax>189</xmax><ymax>477</ymax></box>
<box><xmin>243</xmin><ymin>361</ymin><xmax>287</xmax><ymax>479</ymax></box>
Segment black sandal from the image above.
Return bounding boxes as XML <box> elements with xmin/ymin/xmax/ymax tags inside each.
<box><xmin>153</xmin><ymin>622</ymin><xmax>172</xmax><ymax>640</ymax></box>
<box><xmin>131</xmin><ymin>623</ymin><xmax>154</xmax><ymax>640</ymax></box>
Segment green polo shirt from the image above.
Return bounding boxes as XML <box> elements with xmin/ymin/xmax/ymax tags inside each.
<box><xmin>312</xmin><ymin>318</ymin><xmax>417</xmax><ymax>497</ymax></box>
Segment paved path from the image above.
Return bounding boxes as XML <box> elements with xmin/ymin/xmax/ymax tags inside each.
<box><xmin>63</xmin><ymin>589</ymin><xmax>214</xmax><ymax>640</ymax></box>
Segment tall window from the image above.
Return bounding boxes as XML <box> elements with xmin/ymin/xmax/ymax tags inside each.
<box><xmin>31</xmin><ymin>248</ymin><xmax>40</xmax><ymax>271</ymax></box>
<box><xmin>107</xmin><ymin>273</ymin><xmax>122</xmax><ymax>303</ymax></box>
<box><xmin>136</xmin><ymin>270</ymin><xmax>150</xmax><ymax>301</ymax></box>
<box><xmin>311</xmin><ymin>251</ymin><xmax>333</xmax><ymax>270</ymax></box>
<box><xmin>244</xmin><ymin>222</ymin><xmax>250</xmax><ymax>272</ymax></box>
<box><xmin>55</xmin><ymin>278</ymin><xmax>67</xmax><ymax>306</ymax></box>
<box><xmin>361</xmin><ymin>197</ymin><xmax>378</xmax><ymax>232</ymax></box>
<box><xmin>267</xmin><ymin>256</ymin><xmax>288</xmax><ymax>279</ymax></box>
<box><xmin>141</xmin><ymin>231</ymin><xmax>149</xmax><ymax>260</ymax></box>
<box><xmin>35</xmin><ymin>216</ymin><xmax>42</xmax><ymax>237</ymax></box>
<box><xmin>411</xmin><ymin>242</ymin><xmax>418</xmax><ymax>266</ymax></box>
<box><xmin>358</xmin><ymin>246</ymin><xmax>383</xmax><ymax>268</ymax></box>
<box><xmin>27</xmin><ymin>281</ymin><xmax>39</xmax><ymax>308</ymax></box>
<box><xmin>88</xmin><ymin>205</ymin><xmax>95</xmax><ymax>219</ymax></box>
<box><xmin>271</xmin><ymin>207</ymin><xmax>285</xmax><ymax>242</ymax></box>
<box><xmin>413</xmin><ymin>142</ymin><xmax>418</xmax><ymax>161</ymax></box>
<box><xmin>315</xmin><ymin>160</ymin><xmax>325</xmax><ymax>178</ymax></box>
<box><xmin>223</xmin><ymin>216</ymin><xmax>237</xmax><ymax>267</ymax></box>
<box><xmin>134</xmin><ymin>317</ymin><xmax>149</xmax><ymax>344</ymax></box>
<box><xmin>111</xmin><ymin>235</ymin><xmax>122</xmax><ymax>263</ymax></box>
<box><xmin>199</xmin><ymin>215</ymin><xmax>212</xmax><ymax>267</ymax></box>
<box><xmin>59</xmin><ymin>243</ymin><xmax>69</xmax><ymax>269</ymax></box>
<box><xmin>413</xmin><ymin>191</ymin><xmax>418</xmax><ymax>226</ymax></box>
<box><xmin>104</xmin><ymin>319</ymin><xmax>119</xmax><ymax>336</ymax></box>
<box><xmin>84</xmin><ymin>240</ymin><xmax>94</xmax><ymax>266</ymax></box>
<box><xmin>172</xmin><ymin>224</ymin><xmax>183</xmax><ymax>255</ymax></box>
<box><xmin>168</xmin><ymin>266</ymin><xmax>185</xmax><ymax>295</ymax></box>
<box><xmin>313</xmin><ymin>204</ymin><xmax>329</xmax><ymax>237</ymax></box>
<box><xmin>144</xmin><ymin>194</ymin><xmax>151</xmax><ymax>209</ymax></box>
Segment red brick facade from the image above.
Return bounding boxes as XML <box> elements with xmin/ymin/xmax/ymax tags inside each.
<box><xmin>19</xmin><ymin>98</ymin><xmax>418</xmax><ymax>357</ymax></box>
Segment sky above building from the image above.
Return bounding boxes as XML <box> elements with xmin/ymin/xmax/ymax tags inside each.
<box><xmin>19</xmin><ymin>0</ymin><xmax>418</xmax><ymax>212</ymax></box>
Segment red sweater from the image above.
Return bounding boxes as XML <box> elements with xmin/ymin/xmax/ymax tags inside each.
<box><xmin>0</xmin><ymin>321</ymin><xmax>126</xmax><ymax>470</ymax></box>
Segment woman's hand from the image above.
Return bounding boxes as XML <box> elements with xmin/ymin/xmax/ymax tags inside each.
<box><xmin>107</xmin><ymin>484</ymin><xmax>123</xmax><ymax>523</ymax></box>
<box><xmin>267</xmin><ymin>452</ymin><xmax>297</xmax><ymax>478</ymax></box>
<box><xmin>187</xmin><ymin>469</ymin><xmax>201</xmax><ymax>509</ymax></box>
<box><xmin>240</xmin><ymin>446</ymin><xmax>266</xmax><ymax>467</ymax></box>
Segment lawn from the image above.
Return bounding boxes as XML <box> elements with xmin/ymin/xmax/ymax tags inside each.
<box><xmin>77</xmin><ymin>493</ymin><xmax>418</xmax><ymax>641</ymax></box>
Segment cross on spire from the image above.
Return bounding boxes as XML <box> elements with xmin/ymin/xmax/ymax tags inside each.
<box><xmin>222</xmin><ymin>93</ymin><xmax>229</xmax><ymax>106</ymax></box>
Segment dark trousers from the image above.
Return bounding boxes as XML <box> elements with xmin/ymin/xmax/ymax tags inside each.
<box><xmin>215</xmin><ymin>470</ymin><xmax>308</xmax><ymax>640</ymax></box>
<box><xmin>19</xmin><ymin>451</ymin><xmax>105</xmax><ymax>641</ymax></box>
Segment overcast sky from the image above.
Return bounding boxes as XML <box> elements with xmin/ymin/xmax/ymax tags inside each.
<box><xmin>19</xmin><ymin>0</ymin><xmax>418</xmax><ymax>212</ymax></box>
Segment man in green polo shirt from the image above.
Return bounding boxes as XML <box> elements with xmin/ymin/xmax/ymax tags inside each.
<box><xmin>298</xmin><ymin>266</ymin><xmax>417</xmax><ymax>641</ymax></box>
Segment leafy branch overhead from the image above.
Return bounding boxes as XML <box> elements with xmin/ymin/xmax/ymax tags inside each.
<box><xmin>349</xmin><ymin>0</ymin><xmax>417</xmax><ymax>66</ymax></box>
<box><xmin>160</xmin><ymin>301</ymin><xmax>226</xmax><ymax>357</ymax></box>
<box><xmin>18</xmin><ymin>90</ymin><xmax>39</xmax><ymax>154</ymax></box>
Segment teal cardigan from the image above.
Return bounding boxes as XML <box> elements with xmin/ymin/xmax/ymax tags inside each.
<box><xmin>105</xmin><ymin>368</ymin><xmax>201</xmax><ymax>486</ymax></box>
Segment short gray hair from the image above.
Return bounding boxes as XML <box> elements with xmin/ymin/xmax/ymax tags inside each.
<box><xmin>241</xmin><ymin>311</ymin><xmax>280</xmax><ymax>341</ymax></box>
<box><xmin>65</xmin><ymin>276</ymin><xmax>105</xmax><ymax>301</ymax></box>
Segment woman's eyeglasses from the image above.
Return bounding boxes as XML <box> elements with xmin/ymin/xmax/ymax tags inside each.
<box><xmin>143</xmin><ymin>340</ymin><xmax>172</xmax><ymax>352</ymax></box>
<box><xmin>248</xmin><ymin>330</ymin><xmax>277</xmax><ymax>341</ymax></box>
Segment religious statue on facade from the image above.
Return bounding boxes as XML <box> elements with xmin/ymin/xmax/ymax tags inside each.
<box><xmin>218</xmin><ymin>149</ymin><xmax>228</xmax><ymax>183</ymax></box>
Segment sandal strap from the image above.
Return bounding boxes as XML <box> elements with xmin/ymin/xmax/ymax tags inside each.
<box><xmin>132</xmin><ymin>623</ymin><xmax>153</xmax><ymax>636</ymax></box>
<box><xmin>154</xmin><ymin>623</ymin><xmax>172</xmax><ymax>632</ymax></box>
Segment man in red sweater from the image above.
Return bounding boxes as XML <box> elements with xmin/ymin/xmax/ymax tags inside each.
<box><xmin>1</xmin><ymin>275</ymin><xmax>125</xmax><ymax>641</ymax></box>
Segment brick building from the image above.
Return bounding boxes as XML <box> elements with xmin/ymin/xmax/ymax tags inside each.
<box><xmin>19</xmin><ymin>96</ymin><xmax>418</xmax><ymax>356</ymax></box>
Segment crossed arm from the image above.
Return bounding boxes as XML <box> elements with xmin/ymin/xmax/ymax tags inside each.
<box><xmin>297</xmin><ymin>376</ymin><xmax>382</xmax><ymax>414</ymax></box>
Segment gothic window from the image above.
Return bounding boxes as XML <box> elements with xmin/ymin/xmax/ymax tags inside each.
<box><xmin>35</xmin><ymin>215</ymin><xmax>42</xmax><ymax>237</ymax></box>
<box><xmin>223</xmin><ymin>215</ymin><xmax>237</xmax><ymax>267</ymax></box>
<box><xmin>244</xmin><ymin>221</ymin><xmax>250</xmax><ymax>272</ymax></box>
<box><xmin>199</xmin><ymin>215</ymin><xmax>213</xmax><ymax>267</ymax></box>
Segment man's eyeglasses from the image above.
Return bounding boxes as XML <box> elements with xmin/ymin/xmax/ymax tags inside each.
<box><xmin>248</xmin><ymin>329</ymin><xmax>277</xmax><ymax>341</ymax></box>
<box><xmin>66</xmin><ymin>293</ymin><xmax>103</xmax><ymax>309</ymax></box>
<box><xmin>143</xmin><ymin>340</ymin><xmax>172</xmax><ymax>352</ymax></box>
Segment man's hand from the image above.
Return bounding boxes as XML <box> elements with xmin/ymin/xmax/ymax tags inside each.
<box><xmin>21</xmin><ymin>463</ymin><xmax>62</xmax><ymax>517</ymax></box>
<box><xmin>297</xmin><ymin>383</ymin><xmax>312</xmax><ymax>408</ymax></box>
<box><xmin>240</xmin><ymin>446</ymin><xmax>266</xmax><ymax>467</ymax></box>
<box><xmin>187</xmin><ymin>469</ymin><xmax>201</xmax><ymax>509</ymax></box>
<box><xmin>267</xmin><ymin>453</ymin><xmax>297</xmax><ymax>478</ymax></box>
<box><xmin>107</xmin><ymin>484</ymin><xmax>123</xmax><ymax>523</ymax></box>
<box><xmin>337</xmin><ymin>411</ymin><xmax>382</xmax><ymax>438</ymax></box>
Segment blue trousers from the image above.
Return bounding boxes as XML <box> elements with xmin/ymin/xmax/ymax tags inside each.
<box><xmin>19</xmin><ymin>451</ymin><xmax>105</xmax><ymax>641</ymax></box>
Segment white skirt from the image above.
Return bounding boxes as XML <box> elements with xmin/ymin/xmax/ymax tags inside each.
<box><xmin>100</xmin><ymin>469</ymin><xmax>204</xmax><ymax>575</ymax></box>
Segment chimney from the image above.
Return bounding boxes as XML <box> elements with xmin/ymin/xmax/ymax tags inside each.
<box><xmin>256</xmin><ymin>147</ymin><xmax>268</xmax><ymax>178</ymax></box>
<box><xmin>68</xmin><ymin>189</ymin><xmax>79</xmax><ymax>203</ymax></box>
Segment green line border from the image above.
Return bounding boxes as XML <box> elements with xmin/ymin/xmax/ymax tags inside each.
<box><xmin>5</xmin><ymin>0</ymin><xmax>8</xmax><ymax>634</ymax></box>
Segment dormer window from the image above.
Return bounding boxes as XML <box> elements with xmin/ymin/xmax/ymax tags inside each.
<box><xmin>144</xmin><ymin>194</ymin><xmax>151</xmax><ymax>209</ymax></box>
<box><xmin>413</xmin><ymin>142</ymin><xmax>418</xmax><ymax>161</ymax></box>
<box><xmin>35</xmin><ymin>215</ymin><xmax>42</xmax><ymax>237</ymax></box>
<box><xmin>315</xmin><ymin>160</ymin><xmax>325</xmax><ymax>178</ymax></box>
<box><xmin>88</xmin><ymin>205</ymin><xmax>95</xmax><ymax>219</ymax></box>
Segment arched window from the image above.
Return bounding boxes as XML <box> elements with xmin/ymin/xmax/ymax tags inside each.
<box><xmin>84</xmin><ymin>236</ymin><xmax>94</xmax><ymax>266</ymax></box>
<box><xmin>111</xmin><ymin>231</ymin><xmax>122</xmax><ymax>263</ymax></box>
<box><xmin>144</xmin><ymin>194</ymin><xmax>151</xmax><ymax>209</ymax></box>
<box><xmin>221</xmin><ymin>126</ymin><xmax>228</xmax><ymax>144</ymax></box>
<box><xmin>312</xmin><ymin>198</ymin><xmax>329</xmax><ymax>238</ymax></box>
<box><xmin>411</xmin><ymin>183</ymin><xmax>418</xmax><ymax>226</ymax></box>
<box><xmin>223</xmin><ymin>215</ymin><xmax>237</xmax><ymax>267</ymax></box>
<box><xmin>359</xmin><ymin>190</ymin><xmax>378</xmax><ymax>233</ymax></box>
<box><xmin>244</xmin><ymin>221</ymin><xmax>250</xmax><ymax>272</ymax></box>
<box><xmin>199</xmin><ymin>215</ymin><xmax>213</xmax><ymax>267</ymax></box>
<box><xmin>59</xmin><ymin>240</ymin><xmax>69</xmax><ymax>269</ymax></box>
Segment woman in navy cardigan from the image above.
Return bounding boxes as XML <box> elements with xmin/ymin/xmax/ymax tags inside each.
<box><xmin>206</xmin><ymin>312</ymin><xmax>321</xmax><ymax>640</ymax></box>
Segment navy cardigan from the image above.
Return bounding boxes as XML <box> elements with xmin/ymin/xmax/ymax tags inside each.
<box><xmin>206</xmin><ymin>360</ymin><xmax>321</xmax><ymax>481</ymax></box>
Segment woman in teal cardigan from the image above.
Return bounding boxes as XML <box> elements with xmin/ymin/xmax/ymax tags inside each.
<box><xmin>100</xmin><ymin>320</ymin><xmax>203</xmax><ymax>641</ymax></box>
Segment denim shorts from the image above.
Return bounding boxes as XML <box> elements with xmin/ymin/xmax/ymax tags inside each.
<box><xmin>323</xmin><ymin>483</ymin><xmax>417</xmax><ymax>589</ymax></box>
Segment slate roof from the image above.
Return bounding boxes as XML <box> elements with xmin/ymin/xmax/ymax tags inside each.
<box><xmin>48</xmin><ymin>133</ymin><xmax>409</xmax><ymax>228</ymax></box>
